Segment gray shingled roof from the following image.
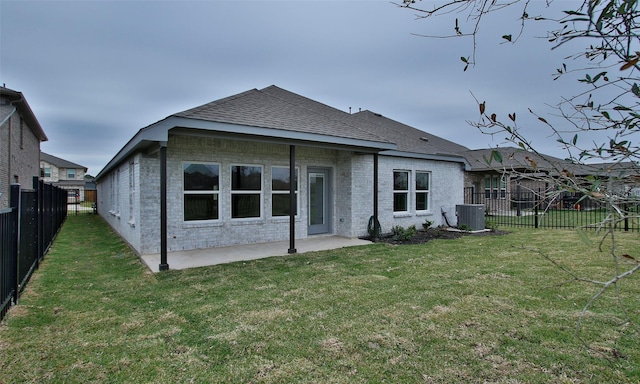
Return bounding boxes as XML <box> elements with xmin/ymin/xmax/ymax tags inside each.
<box><xmin>41</xmin><ymin>152</ymin><xmax>87</xmax><ymax>171</ymax></box>
<box><xmin>352</xmin><ymin>110</ymin><xmax>470</xmax><ymax>156</ymax></box>
<box><xmin>174</xmin><ymin>85</ymin><xmax>392</xmax><ymax>145</ymax></box>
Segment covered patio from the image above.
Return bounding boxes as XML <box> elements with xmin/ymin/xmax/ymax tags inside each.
<box><xmin>141</xmin><ymin>236</ymin><xmax>374</xmax><ymax>272</ymax></box>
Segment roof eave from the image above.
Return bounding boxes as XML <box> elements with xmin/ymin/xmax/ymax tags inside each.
<box><xmin>381</xmin><ymin>150</ymin><xmax>471</xmax><ymax>169</ymax></box>
<box><xmin>95</xmin><ymin>116</ymin><xmax>397</xmax><ymax>181</ymax></box>
<box><xmin>1</xmin><ymin>88</ymin><xmax>48</xmax><ymax>142</ymax></box>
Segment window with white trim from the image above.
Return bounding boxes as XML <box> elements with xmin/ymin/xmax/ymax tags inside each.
<box><xmin>415</xmin><ymin>171</ymin><xmax>430</xmax><ymax>212</ymax></box>
<box><xmin>67</xmin><ymin>168</ymin><xmax>76</xmax><ymax>179</ymax></box>
<box><xmin>393</xmin><ymin>170</ymin><xmax>409</xmax><ymax>213</ymax></box>
<box><xmin>272</xmin><ymin>166</ymin><xmax>298</xmax><ymax>217</ymax></box>
<box><xmin>485</xmin><ymin>175</ymin><xmax>506</xmax><ymax>199</ymax></box>
<box><xmin>183</xmin><ymin>162</ymin><xmax>220</xmax><ymax>221</ymax></box>
<box><xmin>231</xmin><ymin>165</ymin><xmax>262</xmax><ymax>219</ymax></box>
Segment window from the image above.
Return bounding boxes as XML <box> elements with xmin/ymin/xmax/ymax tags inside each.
<box><xmin>393</xmin><ymin>170</ymin><xmax>409</xmax><ymax>212</ymax></box>
<box><xmin>183</xmin><ymin>163</ymin><xmax>219</xmax><ymax>221</ymax></box>
<box><xmin>231</xmin><ymin>165</ymin><xmax>262</xmax><ymax>219</ymax></box>
<box><xmin>272</xmin><ymin>166</ymin><xmax>298</xmax><ymax>217</ymax></box>
<box><xmin>485</xmin><ymin>175</ymin><xmax>506</xmax><ymax>199</ymax></box>
<box><xmin>43</xmin><ymin>167</ymin><xmax>51</xmax><ymax>178</ymax></box>
<box><xmin>415</xmin><ymin>171</ymin><xmax>430</xmax><ymax>212</ymax></box>
<box><xmin>67</xmin><ymin>169</ymin><xmax>76</xmax><ymax>179</ymax></box>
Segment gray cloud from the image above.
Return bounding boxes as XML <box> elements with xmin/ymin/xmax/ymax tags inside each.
<box><xmin>1</xmin><ymin>0</ymin><xmax>591</xmax><ymax>175</ymax></box>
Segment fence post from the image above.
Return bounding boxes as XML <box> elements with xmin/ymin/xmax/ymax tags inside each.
<box><xmin>534</xmin><ymin>188</ymin><xmax>539</xmax><ymax>229</ymax></box>
<box><xmin>9</xmin><ymin>184</ymin><xmax>21</xmax><ymax>305</ymax></box>
<box><xmin>624</xmin><ymin>203</ymin><xmax>629</xmax><ymax>232</ymax></box>
<box><xmin>516</xmin><ymin>183</ymin><xmax>522</xmax><ymax>217</ymax></box>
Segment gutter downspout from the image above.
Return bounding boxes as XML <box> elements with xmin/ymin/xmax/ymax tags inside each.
<box><xmin>0</xmin><ymin>106</ymin><xmax>17</xmax><ymax>127</ymax></box>
<box><xmin>3</xmin><ymin>107</ymin><xmax>17</xmax><ymax>191</ymax></box>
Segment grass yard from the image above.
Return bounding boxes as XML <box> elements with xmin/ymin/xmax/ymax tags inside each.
<box><xmin>1</xmin><ymin>215</ymin><xmax>639</xmax><ymax>383</ymax></box>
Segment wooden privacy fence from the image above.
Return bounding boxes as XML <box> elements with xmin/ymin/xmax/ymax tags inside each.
<box><xmin>464</xmin><ymin>188</ymin><xmax>640</xmax><ymax>232</ymax></box>
<box><xmin>1</xmin><ymin>178</ymin><xmax>67</xmax><ymax>322</ymax></box>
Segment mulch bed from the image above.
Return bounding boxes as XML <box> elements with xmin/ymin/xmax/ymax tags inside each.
<box><xmin>366</xmin><ymin>227</ymin><xmax>509</xmax><ymax>245</ymax></box>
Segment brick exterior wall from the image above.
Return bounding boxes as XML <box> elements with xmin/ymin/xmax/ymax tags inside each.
<box><xmin>374</xmin><ymin>156</ymin><xmax>465</xmax><ymax>233</ymax></box>
<box><xmin>98</xmin><ymin>135</ymin><xmax>466</xmax><ymax>255</ymax></box>
<box><xmin>0</xmin><ymin>105</ymin><xmax>41</xmax><ymax>209</ymax></box>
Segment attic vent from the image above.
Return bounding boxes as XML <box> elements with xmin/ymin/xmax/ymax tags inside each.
<box><xmin>420</xmin><ymin>137</ymin><xmax>429</xmax><ymax>142</ymax></box>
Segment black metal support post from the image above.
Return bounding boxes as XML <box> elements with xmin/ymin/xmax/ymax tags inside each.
<box><xmin>373</xmin><ymin>153</ymin><xmax>380</xmax><ymax>241</ymax></box>
<box><xmin>288</xmin><ymin>145</ymin><xmax>297</xmax><ymax>254</ymax></box>
<box><xmin>159</xmin><ymin>143</ymin><xmax>169</xmax><ymax>271</ymax></box>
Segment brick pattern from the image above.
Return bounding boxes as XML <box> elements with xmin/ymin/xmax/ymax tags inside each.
<box><xmin>98</xmin><ymin>136</ymin><xmax>465</xmax><ymax>255</ymax></box>
<box><xmin>0</xmin><ymin>107</ymin><xmax>41</xmax><ymax>208</ymax></box>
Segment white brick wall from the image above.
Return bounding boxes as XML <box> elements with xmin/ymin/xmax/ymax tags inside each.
<box><xmin>98</xmin><ymin>135</ymin><xmax>465</xmax><ymax>255</ymax></box>
<box><xmin>146</xmin><ymin>136</ymin><xmax>344</xmax><ymax>254</ymax></box>
<box><xmin>349</xmin><ymin>155</ymin><xmax>465</xmax><ymax>236</ymax></box>
<box><xmin>97</xmin><ymin>154</ymin><xmax>143</xmax><ymax>252</ymax></box>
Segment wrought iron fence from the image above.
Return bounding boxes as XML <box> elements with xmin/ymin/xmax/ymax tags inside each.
<box><xmin>1</xmin><ymin>178</ymin><xmax>67</xmax><ymax>322</ymax></box>
<box><xmin>66</xmin><ymin>188</ymin><xmax>97</xmax><ymax>216</ymax></box>
<box><xmin>464</xmin><ymin>188</ymin><xmax>640</xmax><ymax>232</ymax></box>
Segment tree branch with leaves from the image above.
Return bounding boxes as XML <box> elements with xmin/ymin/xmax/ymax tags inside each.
<box><xmin>398</xmin><ymin>0</ymin><xmax>640</xmax><ymax>349</ymax></box>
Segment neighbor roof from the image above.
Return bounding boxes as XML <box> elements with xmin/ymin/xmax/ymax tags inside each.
<box><xmin>462</xmin><ymin>147</ymin><xmax>568</xmax><ymax>173</ymax></box>
<box><xmin>1</xmin><ymin>86</ymin><xmax>48</xmax><ymax>142</ymax></box>
<box><xmin>41</xmin><ymin>152</ymin><xmax>87</xmax><ymax>171</ymax></box>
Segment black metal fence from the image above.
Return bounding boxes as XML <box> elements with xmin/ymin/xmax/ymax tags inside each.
<box><xmin>464</xmin><ymin>188</ymin><xmax>640</xmax><ymax>232</ymax></box>
<box><xmin>66</xmin><ymin>188</ymin><xmax>97</xmax><ymax>216</ymax></box>
<box><xmin>1</xmin><ymin>178</ymin><xmax>67</xmax><ymax>322</ymax></box>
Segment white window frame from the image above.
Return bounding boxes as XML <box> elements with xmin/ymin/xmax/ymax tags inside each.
<box><xmin>393</xmin><ymin>170</ymin><xmax>410</xmax><ymax>213</ymax></box>
<box><xmin>485</xmin><ymin>174</ymin><xmax>506</xmax><ymax>199</ymax></box>
<box><xmin>183</xmin><ymin>162</ymin><xmax>220</xmax><ymax>222</ymax></box>
<box><xmin>67</xmin><ymin>168</ymin><xmax>76</xmax><ymax>179</ymax></box>
<box><xmin>271</xmin><ymin>166</ymin><xmax>299</xmax><ymax>218</ymax></box>
<box><xmin>415</xmin><ymin>171</ymin><xmax>430</xmax><ymax>213</ymax></box>
<box><xmin>231</xmin><ymin>164</ymin><xmax>263</xmax><ymax>220</ymax></box>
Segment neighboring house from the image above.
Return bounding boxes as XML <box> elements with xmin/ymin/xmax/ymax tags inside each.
<box><xmin>40</xmin><ymin>152</ymin><xmax>88</xmax><ymax>203</ymax></box>
<box><xmin>0</xmin><ymin>86</ymin><xmax>48</xmax><ymax>209</ymax></box>
<box><xmin>462</xmin><ymin>147</ymin><xmax>640</xmax><ymax>212</ymax></box>
<box><xmin>95</xmin><ymin>86</ymin><xmax>469</xmax><ymax>267</ymax></box>
<box><xmin>462</xmin><ymin>147</ymin><xmax>562</xmax><ymax>204</ymax></box>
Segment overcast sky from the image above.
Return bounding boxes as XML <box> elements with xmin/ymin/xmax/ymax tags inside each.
<box><xmin>1</xmin><ymin>0</ymin><xmax>587</xmax><ymax>175</ymax></box>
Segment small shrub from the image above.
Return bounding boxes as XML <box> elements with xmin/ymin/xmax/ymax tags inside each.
<box><xmin>422</xmin><ymin>219</ymin><xmax>433</xmax><ymax>230</ymax></box>
<box><xmin>391</xmin><ymin>225</ymin><xmax>417</xmax><ymax>241</ymax></box>
<box><xmin>458</xmin><ymin>224</ymin><xmax>471</xmax><ymax>232</ymax></box>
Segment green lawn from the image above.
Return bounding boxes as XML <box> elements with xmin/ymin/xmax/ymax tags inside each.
<box><xmin>1</xmin><ymin>215</ymin><xmax>639</xmax><ymax>383</ymax></box>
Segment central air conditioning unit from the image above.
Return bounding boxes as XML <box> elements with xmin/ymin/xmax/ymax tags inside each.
<box><xmin>456</xmin><ymin>204</ymin><xmax>485</xmax><ymax>231</ymax></box>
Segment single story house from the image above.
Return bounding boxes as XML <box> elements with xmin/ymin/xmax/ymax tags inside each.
<box><xmin>95</xmin><ymin>86</ymin><xmax>469</xmax><ymax>269</ymax></box>
<box><xmin>462</xmin><ymin>147</ymin><xmax>640</xmax><ymax>212</ymax></box>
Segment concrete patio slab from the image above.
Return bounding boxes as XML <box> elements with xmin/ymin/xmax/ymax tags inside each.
<box><xmin>141</xmin><ymin>236</ymin><xmax>373</xmax><ymax>272</ymax></box>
